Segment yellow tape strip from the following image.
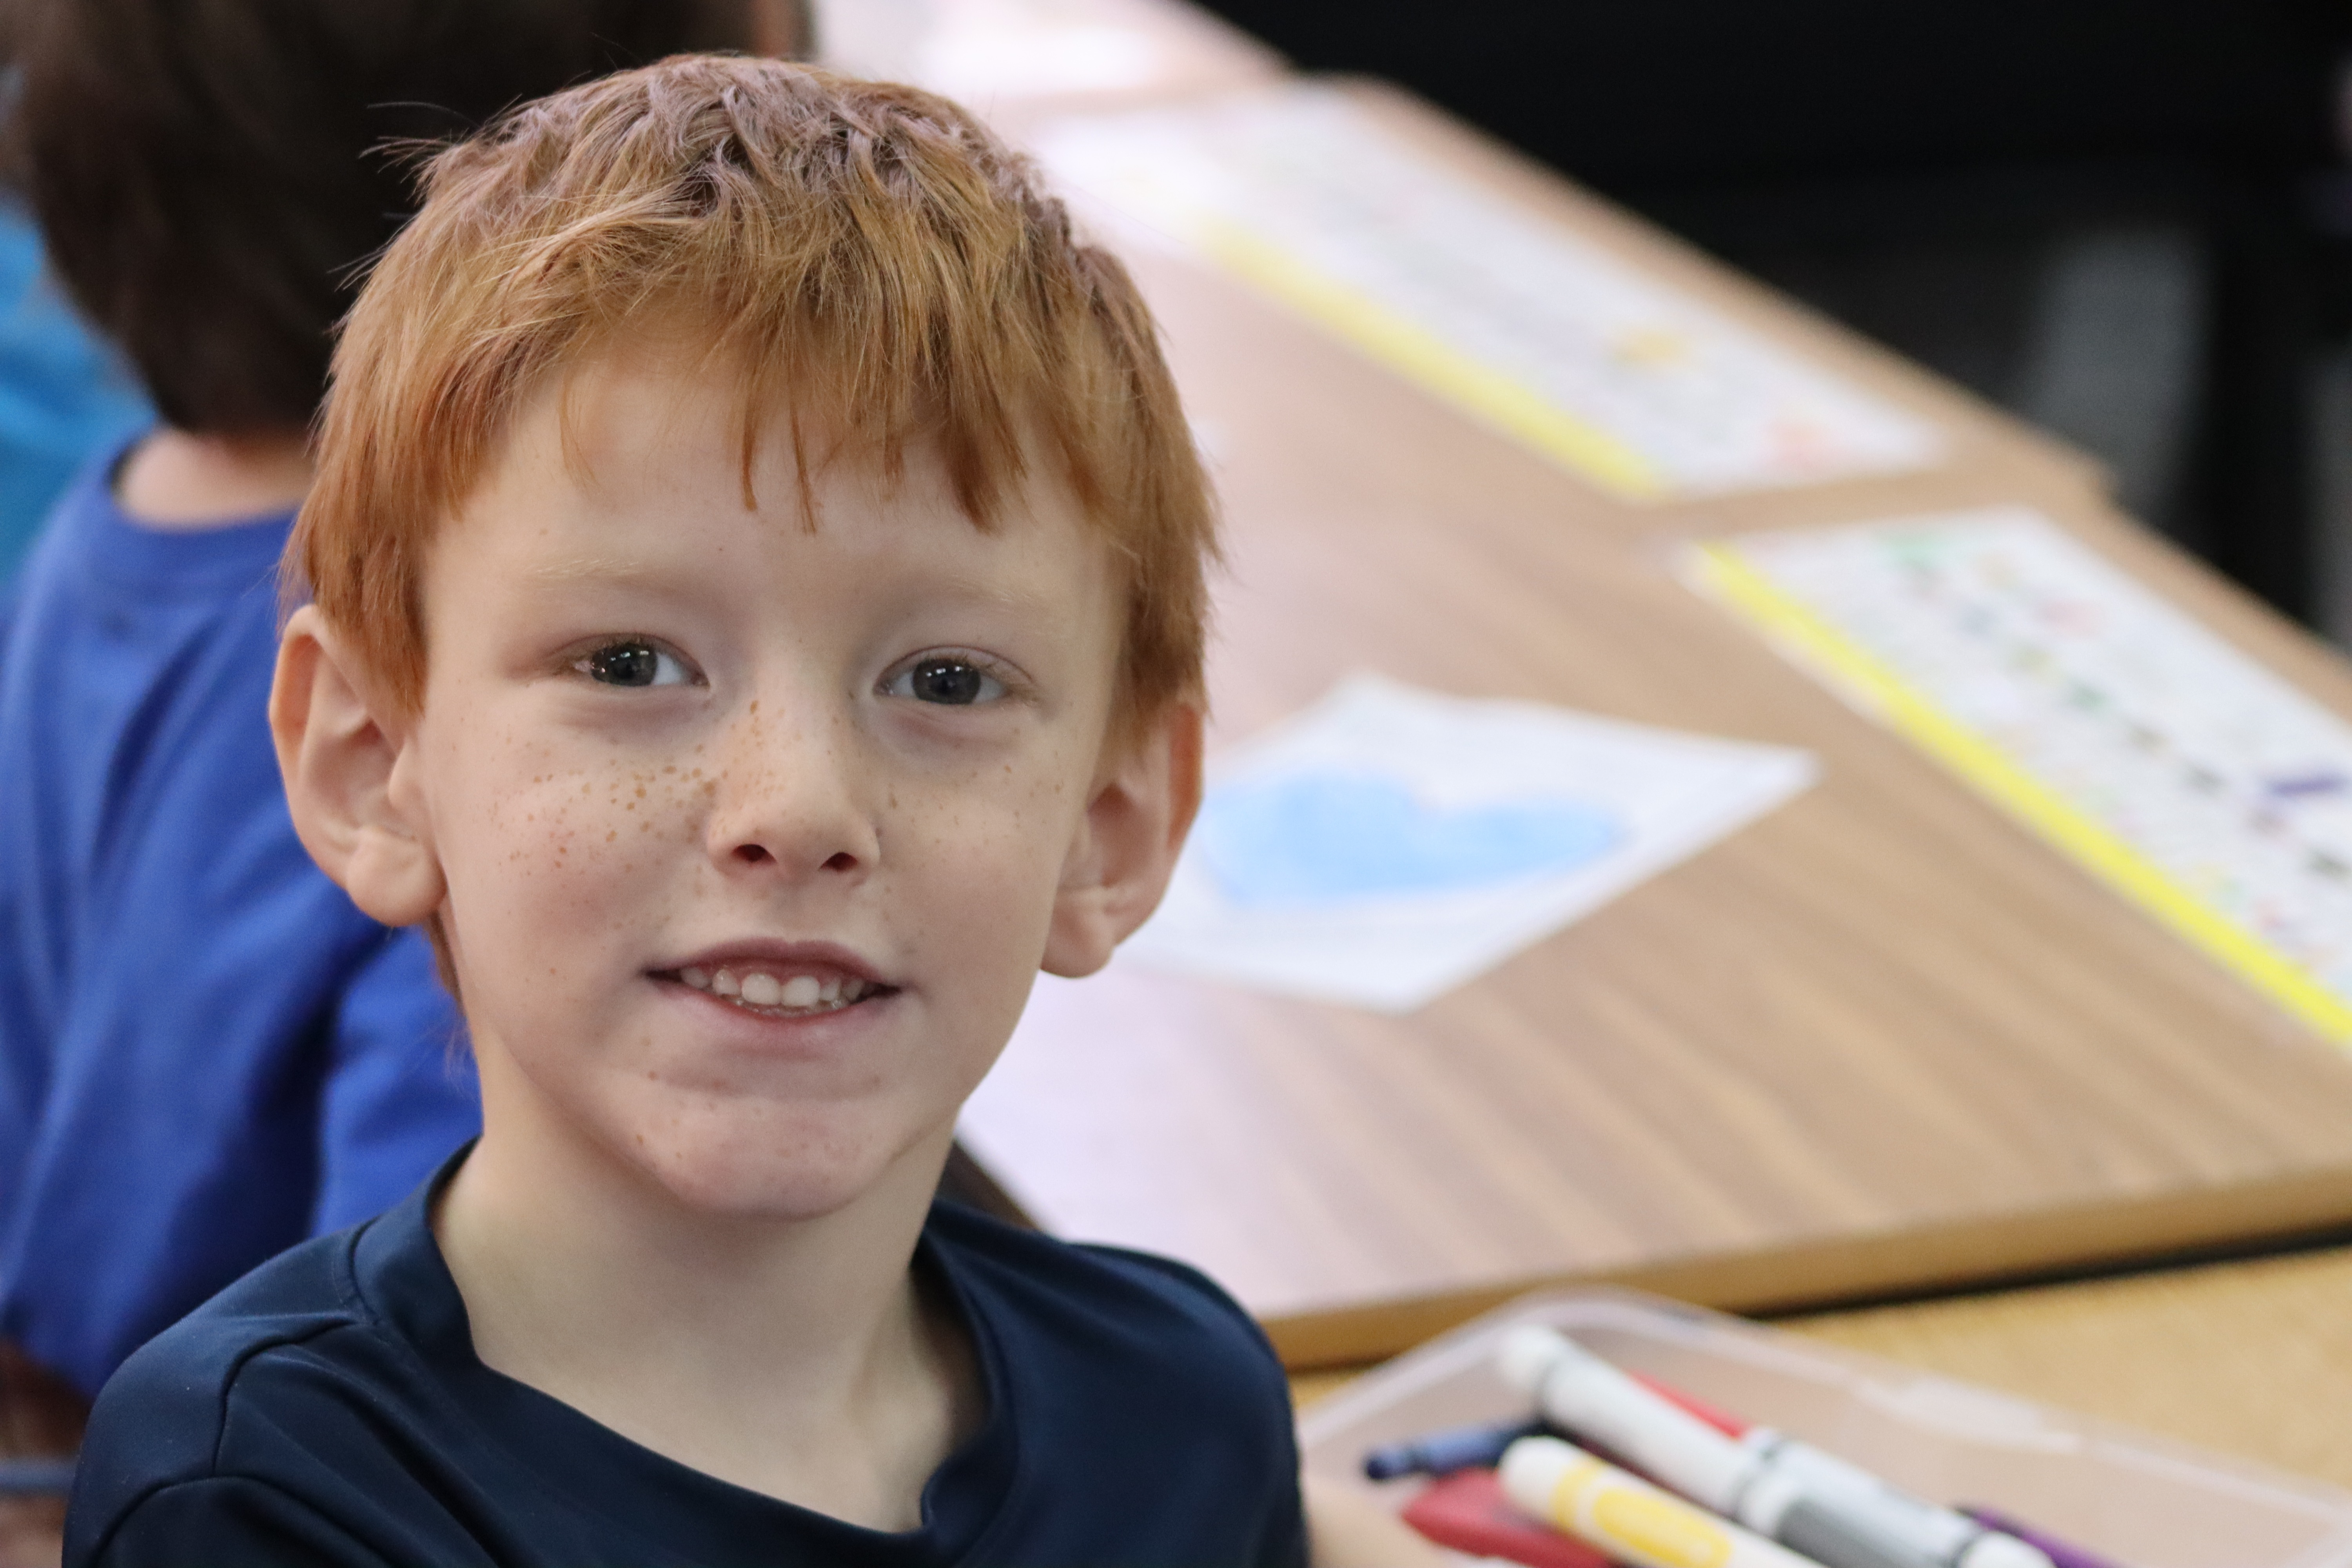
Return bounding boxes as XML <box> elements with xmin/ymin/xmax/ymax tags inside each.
<box><xmin>1688</xmin><ymin>541</ymin><xmax>2352</xmax><ymax>1045</ymax></box>
<box><xmin>1193</xmin><ymin>218</ymin><xmax>1668</xmax><ymax>501</ymax></box>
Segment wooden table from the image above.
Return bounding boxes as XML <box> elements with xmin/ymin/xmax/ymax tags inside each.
<box><xmin>943</xmin><ymin>11</ymin><xmax>2352</xmax><ymax>1367</ymax></box>
<box><xmin>1786</xmin><ymin>1244</ymin><xmax>2352</xmax><ymax>1494</ymax></box>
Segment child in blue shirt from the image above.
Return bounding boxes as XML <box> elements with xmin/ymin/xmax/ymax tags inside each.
<box><xmin>0</xmin><ymin>203</ymin><xmax>149</xmax><ymax>578</ymax></box>
<box><xmin>63</xmin><ymin>53</ymin><xmax>1433</xmax><ymax>1568</ymax></box>
<box><xmin>0</xmin><ymin>1</ymin><xmax>799</xmax><ymax>1548</ymax></box>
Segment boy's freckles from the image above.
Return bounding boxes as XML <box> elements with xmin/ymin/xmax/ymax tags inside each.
<box><xmin>403</xmin><ymin>346</ymin><xmax>1125</xmax><ymax>1218</ymax></box>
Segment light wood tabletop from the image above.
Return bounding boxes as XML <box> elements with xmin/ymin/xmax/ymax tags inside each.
<box><xmin>1785</xmin><ymin>1245</ymin><xmax>2352</xmax><ymax>1494</ymax></box>
<box><xmin>943</xmin><ymin>12</ymin><xmax>2352</xmax><ymax>1367</ymax></box>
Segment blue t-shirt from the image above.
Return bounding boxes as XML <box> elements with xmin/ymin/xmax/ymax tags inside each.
<box><xmin>0</xmin><ymin>441</ymin><xmax>479</xmax><ymax>1395</ymax></box>
<box><xmin>64</xmin><ymin>1153</ymin><xmax>1310</xmax><ymax>1568</ymax></box>
<box><xmin>0</xmin><ymin>203</ymin><xmax>151</xmax><ymax>580</ymax></box>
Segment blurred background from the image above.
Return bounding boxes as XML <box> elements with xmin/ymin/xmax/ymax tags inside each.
<box><xmin>1187</xmin><ymin>0</ymin><xmax>2352</xmax><ymax>636</ymax></box>
<box><xmin>6</xmin><ymin>1</ymin><xmax>2351</xmax><ymax>635</ymax></box>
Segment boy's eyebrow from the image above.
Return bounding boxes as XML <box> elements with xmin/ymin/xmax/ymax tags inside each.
<box><xmin>916</xmin><ymin>573</ymin><xmax>1071</xmax><ymax>620</ymax></box>
<box><xmin>517</xmin><ymin>554</ymin><xmax>675</xmax><ymax>586</ymax></box>
<box><xmin>511</xmin><ymin>554</ymin><xmax>750</xmax><ymax>601</ymax></box>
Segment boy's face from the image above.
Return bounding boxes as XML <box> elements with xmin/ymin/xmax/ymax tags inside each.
<box><xmin>383</xmin><ymin>348</ymin><xmax>1142</xmax><ymax>1218</ymax></box>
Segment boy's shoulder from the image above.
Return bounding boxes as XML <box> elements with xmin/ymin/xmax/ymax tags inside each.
<box><xmin>929</xmin><ymin>1198</ymin><xmax>1288</xmax><ymax>1401</ymax></box>
<box><xmin>63</xmin><ymin>1225</ymin><xmax>395</xmax><ymax>1562</ymax></box>
<box><xmin>83</xmin><ymin>1223</ymin><xmax>366</xmax><ymax>1455</ymax></box>
<box><xmin>931</xmin><ymin>1203</ymin><xmax>1270</xmax><ymax>1335</ymax></box>
<box><xmin>69</xmin><ymin>1222</ymin><xmax>374</xmax><ymax>1504</ymax></box>
<box><xmin>922</xmin><ymin>1201</ymin><xmax>1307</xmax><ymax>1562</ymax></box>
<box><xmin>64</xmin><ymin>1181</ymin><xmax>513</xmax><ymax>1568</ymax></box>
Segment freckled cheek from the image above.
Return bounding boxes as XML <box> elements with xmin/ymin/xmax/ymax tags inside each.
<box><xmin>455</xmin><ymin>785</ymin><xmax>583</xmax><ymax>909</ymax></box>
<box><xmin>456</xmin><ymin>768</ymin><xmax>699</xmax><ymax>915</ymax></box>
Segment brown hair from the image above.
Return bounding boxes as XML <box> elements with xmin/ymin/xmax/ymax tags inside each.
<box><xmin>293</xmin><ymin>55</ymin><xmax>1216</xmax><ymax>733</ymax></box>
<box><xmin>2</xmin><ymin>0</ymin><xmax>784</xmax><ymax>435</ymax></box>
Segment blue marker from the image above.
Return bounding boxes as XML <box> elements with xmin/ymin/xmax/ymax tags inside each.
<box><xmin>0</xmin><ymin>1457</ymin><xmax>75</xmax><ymax>1497</ymax></box>
<box><xmin>1362</xmin><ymin>1416</ymin><xmax>1545</xmax><ymax>1481</ymax></box>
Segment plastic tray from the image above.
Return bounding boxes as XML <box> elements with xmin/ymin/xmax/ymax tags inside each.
<box><xmin>1297</xmin><ymin>1288</ymin><xmax>2352</xmax><ymax>1568</ymax></box>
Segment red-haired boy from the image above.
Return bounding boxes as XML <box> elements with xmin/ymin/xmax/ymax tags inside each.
<box><xmin>64</xmin><ymin>56</ymin><xmax>1438</xmax><ymax>1568</ymax></box>
<box><xmin>0</xmin><ymin>8</ymin><xmax>793</xmax><ymax>1563</ymax></box>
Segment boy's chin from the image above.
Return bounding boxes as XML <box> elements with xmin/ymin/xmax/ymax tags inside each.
<box><xmin>616</xmin><ymin>1124</ymin><xmax>929</xmax><ymax>1224</ymax></box>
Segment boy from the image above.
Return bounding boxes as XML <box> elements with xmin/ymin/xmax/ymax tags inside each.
<box><xmin>67</xmin><ymin>54</ymin><xmax>1439</xmax><ymax>1568</ymax></box>
<box><xmin>0</xmin><ymin>1</ymin><xmax>799</xmax><ymax>1553</ymax></box>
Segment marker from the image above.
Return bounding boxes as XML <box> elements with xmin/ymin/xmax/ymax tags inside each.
<box><xmin>1498</xmin><ymin>1326</ymin><xmax>2054</xmax><ymax>1568</ymax></box>
<box><xmin>1364</xmin><ymin>1417</ymin><xmax>1547</xmax><ymax>1481</ymax></box>
<box><xmin>1499</xmin><ymin>1435</ymin><xmax>1825</xmax><ymax>1568</ymax></box>
<box><xmin>1961</xmin><ymin>1508</ymin><xmax>2129</xmax><ymax>1568</ymax></box>
<box><xmin>1631</xmin><ymin>1372</ymin><xmax>1749</xmax><ymax>1439</ymax></box>
<box><xmin>1400</xmin><ymin>1468</ymin><xmax>1612</xmax><ymax>1568</ymax></box>
<box><xmin>1496</xmin><ymin>1325</ymin><xmax>1754</xmax><ymax>1508</ymax></box>
<box><xmin>1361</xmin><ymin>1376</ymin><xmax>1739</xmax><ymax>1484</ymax></box>
<box><xmin>1733</xmin><ymin>1435</ymin><xmax>2053</xmax><ymax>1568</ymax></box>
<box><xmin>0</xmin><ymin>1457</ymin><xmax>75</xmax><ymax>1497</ymax></box>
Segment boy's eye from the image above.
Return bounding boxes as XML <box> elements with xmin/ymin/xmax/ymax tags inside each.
<box><xmin>885</xmin><ymin>656</ymin><xmax>1007</xmax><ymax>706</ymax></box>
<box><xmin>574</xmin><ymin>639</ymin><xmax>695</xmax><ymax>688</ymax></box>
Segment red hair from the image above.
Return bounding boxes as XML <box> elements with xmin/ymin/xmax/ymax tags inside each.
<box><xmin>292</xmin><ymin>55</ymin><xmax>1215</xmax><ymax>735</ymax></box>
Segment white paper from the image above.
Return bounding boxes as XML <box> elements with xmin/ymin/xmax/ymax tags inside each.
<box><xmin>811</xmin><ymin>0</ymin><xmax>938</xmax><ymax>79</ymax></box>
<box><xmin>916</xmin><ymin>0</ymin><xmax>1162</xmax><ymax>98</ymax></box>
<box><xmin>1693</xmin><ymin>509</ymin><xmax>2352</xmax><ymax>1014</ymax></box>
<box><xmin>1117</xmin><ymin>674</ymin><xmax>1818</xmax><ymax>1011</ymax></box>
<box><xmin>1034</xmin><ymin>85</ymin><xmax>1942</xmax><ymax>500</ymax></box>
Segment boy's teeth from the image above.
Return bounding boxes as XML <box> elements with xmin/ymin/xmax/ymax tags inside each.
<box><xmin>682</xmin><ymin>965</ymin><xmax>877</xmax><ymax>1012</ymax></box>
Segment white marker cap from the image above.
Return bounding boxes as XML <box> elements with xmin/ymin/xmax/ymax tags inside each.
<box><xmin>1497</xmin><ymin>1432</ymin><xmax>1572</xmax><ymax>1505</ymax></box>
<box><xmin>1959</xmin><ymin>1534</ymin><xmax>2057</xmax><ymax>1568</ymax></box>
<box><xmin>1495</xmin><ymin>1324</ymin><xmax>1570</xmax><ymax>1394</ymax></box>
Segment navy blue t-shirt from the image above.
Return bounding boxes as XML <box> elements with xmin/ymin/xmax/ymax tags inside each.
<box><xmin>65</xmin><ymin>1154</ymin><xmax>1309</xmax><ymax>1568</ymax></box>
<box><xmin>0</xmin><ymin>440</ymin><xmax>479</xmax><ymax>1394</ymax></box>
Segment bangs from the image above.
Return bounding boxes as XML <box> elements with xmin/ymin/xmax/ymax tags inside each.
<box><xmin>293</xmin><ymin>56</ymin><xmax>1212</xmax><ymax>730</ymax></box>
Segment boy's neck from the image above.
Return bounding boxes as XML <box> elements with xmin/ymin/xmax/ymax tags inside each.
<box><xmin>433</xmin><ymin>1057</ymin><xmax>979</xmax><ymax>1531</ymax></box>
<box><xmin>114</xmin><ymin>426</ymin><xmax>313</xmax><ymax>530</ymax></box>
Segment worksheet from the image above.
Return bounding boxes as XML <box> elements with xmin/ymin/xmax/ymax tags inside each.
<box><xmin>1118</xmin><ymin>674</ymin><xmax>1818</xmax><ymax>1011</ymax></box>
<box><xmin>1034</xmin><ymin>85</ymin><xmax>1943</xmax><ymax>501</ymax></box>
<box><xmin>1686</xmin><ymin>508</ymin><xmax>2352</xmax><ymax>1043</ymax></box>
<box><xmin>915</xmin><ymin>0</ymin><xmax>1161</xmax><ymax>98</ymax></box>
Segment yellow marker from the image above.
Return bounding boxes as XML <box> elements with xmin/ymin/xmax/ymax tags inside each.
<box><xmin>1498</xmin><ymin>1436</ymin><xmax>1824</xmax><ymax>1568</ymax></box>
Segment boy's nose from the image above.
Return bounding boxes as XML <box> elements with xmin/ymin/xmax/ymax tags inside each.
<box><xmin>702</xmin><ymin>704</ymin><xmax>878</xmax><ymax>881</ymax></box>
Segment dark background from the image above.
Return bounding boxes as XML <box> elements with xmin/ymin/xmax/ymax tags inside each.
<box><xmin>1193</xmin><ymin>0</ymin><xmax>2352</xmax><ymax>628</ymax></box>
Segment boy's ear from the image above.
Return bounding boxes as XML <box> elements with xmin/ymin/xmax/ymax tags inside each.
<box><xmin>1042</xmin><ymin>701</ymin><xmax>1205</xmax><ymax>979</ymax></box>
<box><xmin>270</xmin><ymin>606</ymin><xmax>446</xmax><ymax>928</ymax></box>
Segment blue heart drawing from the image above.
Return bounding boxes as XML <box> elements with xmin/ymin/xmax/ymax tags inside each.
<box><xmin>1193</xmin><ymin>770</ymin><xmax>1622</xmax><ymax>907</ymax></box>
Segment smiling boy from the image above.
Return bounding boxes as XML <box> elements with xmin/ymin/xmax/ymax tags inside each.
<box><xmin>57</xmin><ymin>56</ymin><xmax>1350</xmax><ymax>1568</ymax></box>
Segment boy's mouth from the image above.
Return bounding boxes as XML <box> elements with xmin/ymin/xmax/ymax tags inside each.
<box><xmin>665</xmin><ymin>962</ymin><xmax>893</xmax><ymax>1018</ymax></box>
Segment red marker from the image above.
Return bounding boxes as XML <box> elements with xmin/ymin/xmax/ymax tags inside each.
<box><xmin>1399</xmin><ymin>1468</ymin><xmax>1610</xmax><ymax>1568</ymax></box>
<box><xmin>1631</xmin><ymin>1372</ymin><xmax>1747</xmax><ymax>1438</ymax></box>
